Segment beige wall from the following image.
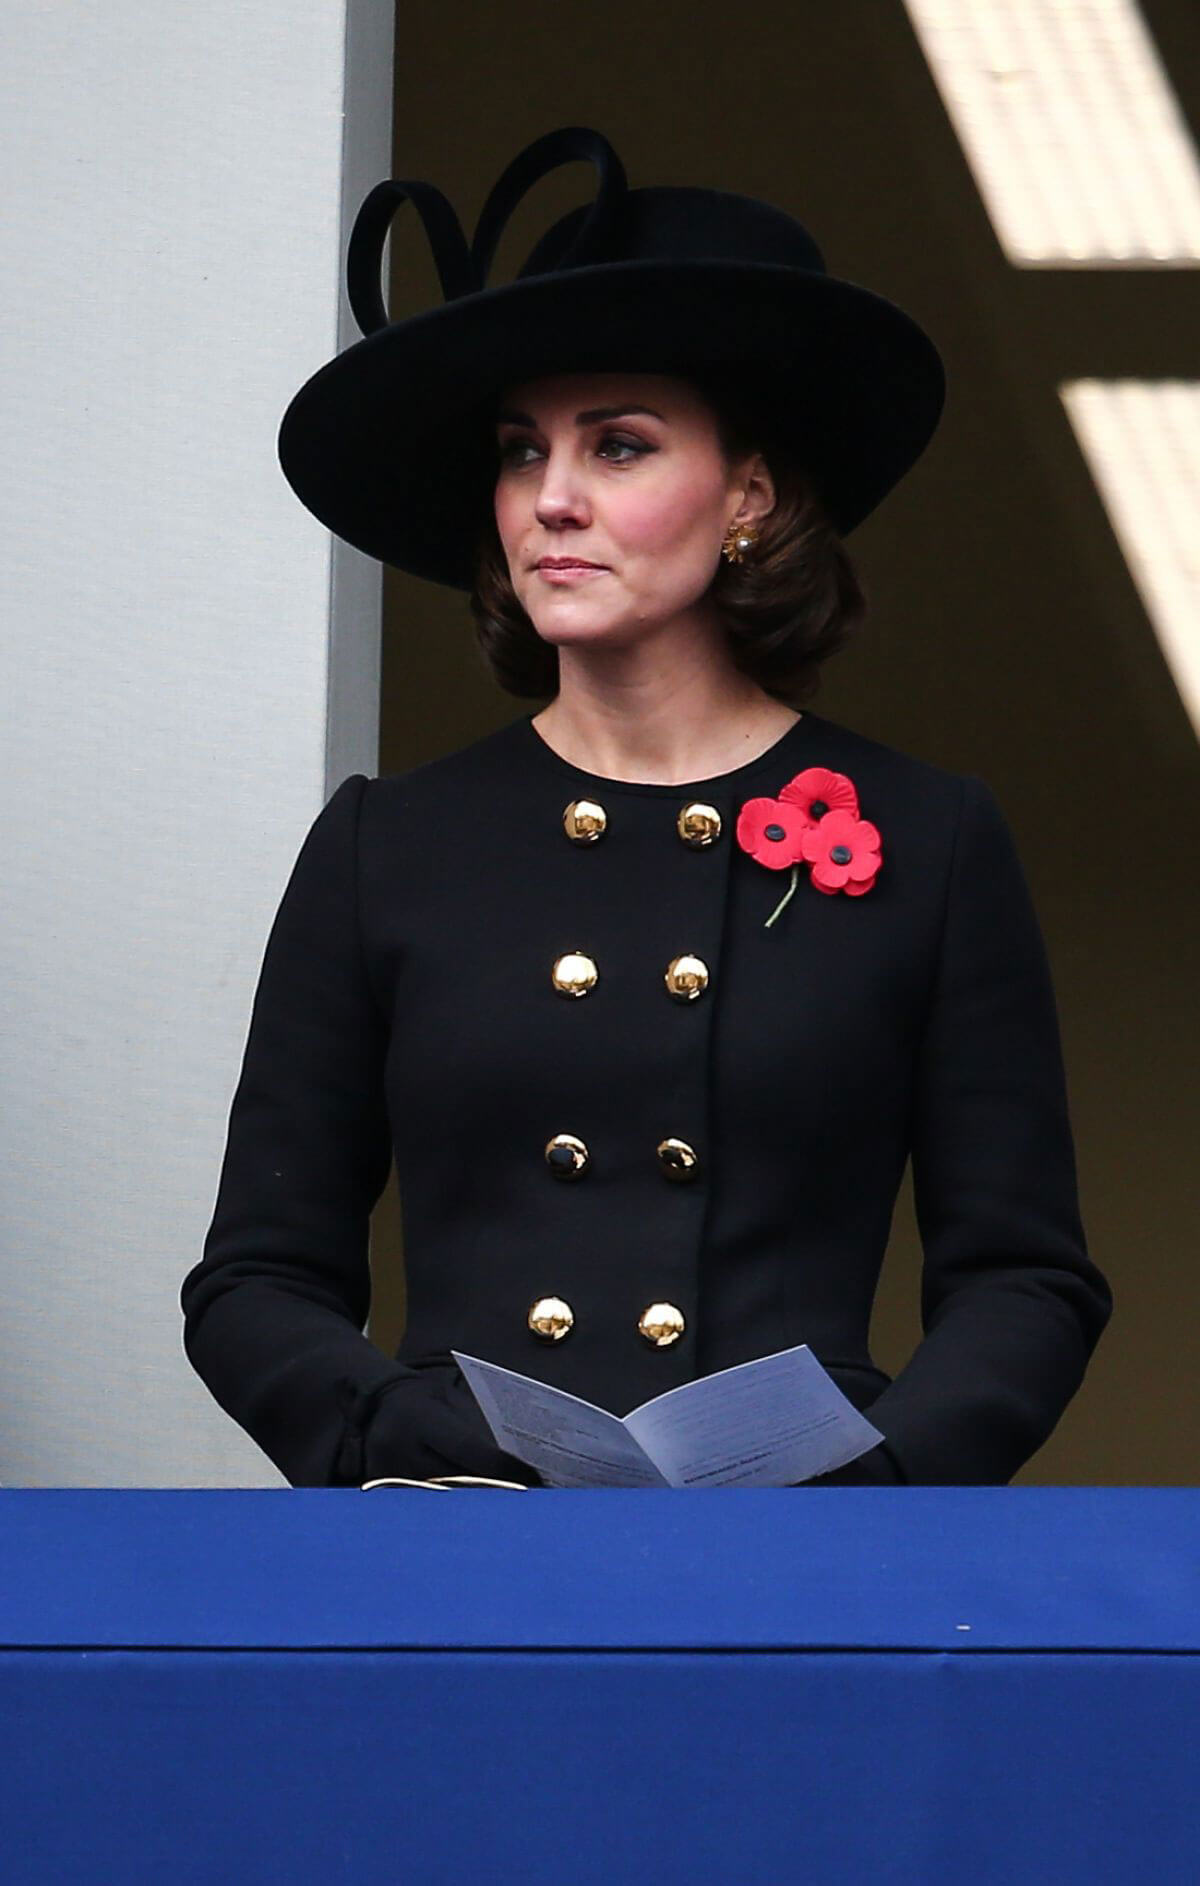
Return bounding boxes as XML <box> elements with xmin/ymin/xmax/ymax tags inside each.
<box><xmin>369</xmin><ymin>0</ymin><xmax>1200</xmax><ymax>1484</ymax></box>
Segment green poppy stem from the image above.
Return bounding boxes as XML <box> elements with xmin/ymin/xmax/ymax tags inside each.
<box><xmin>764</xmin><ymin>864</ymin><xmax>800</xmax><ymax>928</ymax></box>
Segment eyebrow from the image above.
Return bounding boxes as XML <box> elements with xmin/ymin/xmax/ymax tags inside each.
<box><xmin>494</xmin><ymin>404</ymin><xmax>667</xmax><ymax>428</ymax></box>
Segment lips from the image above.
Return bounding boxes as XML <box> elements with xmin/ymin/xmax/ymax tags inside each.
<box><xmin>536</xmin><ymin>558</ymin><xmax>606</xmax><ymax>570</ymax></box>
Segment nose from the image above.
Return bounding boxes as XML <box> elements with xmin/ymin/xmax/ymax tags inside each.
<box><xmin>534</xmin><ymin>444</ymin><xmax>591</xmax><ymax>530</ymax></box>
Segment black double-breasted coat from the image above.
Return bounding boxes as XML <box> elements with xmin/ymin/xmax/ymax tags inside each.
<box><xmin>181</xmin><ymin>707</ymin><xmax>1113</xmax><ymax>1486</ymax></box>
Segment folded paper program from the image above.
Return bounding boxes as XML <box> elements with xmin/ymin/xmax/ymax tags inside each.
<box><xmin>451</xmin><ymin>1342</ymin><xmax>884</xmax><ymax>1489</ymax></box>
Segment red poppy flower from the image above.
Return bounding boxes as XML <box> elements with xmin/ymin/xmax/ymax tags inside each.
<box><xmin>778</xmin><ymin>764</ymin><xmax>860</xmax><ymax>826</ymax></box>
<box><xmin>734</xmin><ymin>796</ymin><xmax>809</xmax><ymax>870</ymax></box>
<box><xmin>736</xmin><ymin>764</ymin><xmax>883</xmax><ymax>924</ymax></box>
<box><xmin>801</xmin><ymin>808</ymin><xmax>882</xmax><ymax>896</ymax></box>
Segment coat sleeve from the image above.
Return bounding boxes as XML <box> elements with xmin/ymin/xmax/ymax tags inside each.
<box><xmin>180</xmin><ymin>772</ymin><xmax>407</xmax><ymax>1486</ymax></box>
<box><xmin>861</xmin><ymin>773</ymin><xmax>1114</xmax><ymax>1484</ymax></box>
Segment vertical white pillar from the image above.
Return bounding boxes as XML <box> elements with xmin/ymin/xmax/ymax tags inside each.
<box><xmin>0</xmin><ymin>1</ymin><xmax>394</xmax><ymax>1484</ymax></box>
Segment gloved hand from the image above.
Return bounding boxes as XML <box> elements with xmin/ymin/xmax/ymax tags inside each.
<box><xmin>334</xmin><ymin>1353</ymin><xmax>544</xmax><ymax>1486</ymax></box>
<box><xmin>799</xmin><ymin>1439</ymin><xmax>906</xmax><ymax>1485</ymax></box>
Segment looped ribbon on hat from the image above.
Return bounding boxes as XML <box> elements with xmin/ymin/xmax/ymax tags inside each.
<box><xmin>346</xmin><ymin>125</ymin><xmax>628</xmax><ymax>338</ymax></box>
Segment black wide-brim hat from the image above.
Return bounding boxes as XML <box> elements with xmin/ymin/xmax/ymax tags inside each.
<box><xmin>277</xmin><ymin>126</ymin><xmax>945</xmax><ymax>590</ymax></box>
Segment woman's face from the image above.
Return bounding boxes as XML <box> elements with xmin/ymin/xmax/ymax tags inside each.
<box><xmin>492</xmin><ymin>370</ymin><xmax>757</xmax><ymax>650</ymax></box>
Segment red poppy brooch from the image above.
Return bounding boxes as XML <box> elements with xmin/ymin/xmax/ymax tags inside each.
<box><xmin>736</xmin><ymin>766</ymin><xmax>882</xmax><ymax>927</ymax></box>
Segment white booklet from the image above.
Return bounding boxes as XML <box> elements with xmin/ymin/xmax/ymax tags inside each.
<box><xmin>441</xmin><ymin>1342</ymin><xmax>884</xmax><ymax>1489</ymax></box>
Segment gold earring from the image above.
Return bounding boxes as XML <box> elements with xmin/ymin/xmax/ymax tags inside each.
<box><xmin>721</xmin><ymin>519</ymin><xmax>760</xmax><ymax>563</ymax></box>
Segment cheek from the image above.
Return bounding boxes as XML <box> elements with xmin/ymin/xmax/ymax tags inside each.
<box><xmin>614</xmin><ymin>471</ymin><xmax>724</xmax><ymax>558</ymax></box>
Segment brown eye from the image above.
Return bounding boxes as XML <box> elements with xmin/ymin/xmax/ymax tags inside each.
<box><xmin>596</xmin><ymin>434</ymin><xmax>650</xmax><ymax>462</ymax></box>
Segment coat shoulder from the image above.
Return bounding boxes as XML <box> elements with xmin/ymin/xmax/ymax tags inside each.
<box><xmin>806</xmin><ymin>713</ymin><xmax>965</xmax><ymax>785</ymax></box>
<box><xmin>800</xmin><ymin>712</ymin><xmax>976</xmax><ymax>823</ymax></box>
<box><xmin>364</xmin><ymin>719</ymin><xmax>526</xmax><ymax>805</ymax></box>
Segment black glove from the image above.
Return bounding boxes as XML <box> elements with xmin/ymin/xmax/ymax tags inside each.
<box><xmin>334</xmin><ymin>1353</ymin><xmax>544</xmax><ymax>1486</ymax></box>
<box><xmin>798</xmin><ymin>1440</ymin><xmax>906</xmax><ymax>1486</ymax></box>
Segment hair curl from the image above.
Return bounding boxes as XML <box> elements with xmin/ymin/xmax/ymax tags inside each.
<box><xmin>467</xmin><ymin>368</ymin><xmax>868</xmax><ymax>708</ymax></box>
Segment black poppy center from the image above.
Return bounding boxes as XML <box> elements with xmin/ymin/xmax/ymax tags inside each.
<box><xmin>830</xmin><ymin>843</ymin><xmax>852</xmax><ymax>865</ymax></box>
<box><xmin>810</xmin><ymin>799</ymin><xmax>829</xmax><ymax>818</ymax></box>
<box><xmin>764</xmin><ymin>822</ymin><xmax>786</xmax><ymax>841</ymax></box>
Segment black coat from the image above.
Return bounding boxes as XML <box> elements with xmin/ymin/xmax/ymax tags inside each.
<box><xmin>181</xmin><ymin>708</ymin><xmax>1113</xmax><ymax>1486</ymax></box>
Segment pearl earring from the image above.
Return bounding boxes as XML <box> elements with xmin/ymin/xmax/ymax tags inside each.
<box><xmin>721</xmin><ymin>519</ymin><xmax>760</xmax><ymax>563</ymax></box>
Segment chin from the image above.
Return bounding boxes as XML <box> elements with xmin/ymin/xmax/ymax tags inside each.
<box><xmin>525</xmin><ymin>603</ymin><xmax>629</xmax><ymax>641</ymax></box>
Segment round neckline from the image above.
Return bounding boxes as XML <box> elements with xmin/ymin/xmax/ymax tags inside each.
<box><xmin>518</xmin><ymin>709</ymin><xmax>820</xmax><ymax>799</ymax></box>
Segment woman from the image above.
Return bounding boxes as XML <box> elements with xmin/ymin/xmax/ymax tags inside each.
<box><xmin>180</xmin><ymin>127</ymin><xmax>1112</xmax><ymax>1488</ymax></box>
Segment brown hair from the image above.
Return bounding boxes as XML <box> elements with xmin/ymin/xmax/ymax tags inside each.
<box><xmin>467</xmin><ymin>368</ymin><xmax>868</xmax><ymax>708</ymax></box>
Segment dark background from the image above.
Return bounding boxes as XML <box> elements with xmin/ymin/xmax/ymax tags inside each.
<box><xmin>368</xmin><ymin>0</ymin><xmax>1200</xmax><ymax>1482</ymax></box>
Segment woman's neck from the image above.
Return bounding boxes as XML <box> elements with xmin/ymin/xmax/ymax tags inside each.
<box><xmin>530</xmin><ymin>685</ymin><xmax>802</xmax><ymax>788</ymax></box>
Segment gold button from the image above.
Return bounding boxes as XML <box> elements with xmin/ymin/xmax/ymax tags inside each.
<box><xmin>545</xmin><ymin>1132</ymin><xmax>589</xmax><ymax>1178</ymax></box>
<box><xmin>528</xmin><ymin>1295</ymin><xmax>575</xmax><ymax>1341</ymax></box>
<box><xmin>656</xmin><ymin>1137</ymin><xmax>699</xmax><ymax>1181</ymax></box>
<box><xmin>552</xmin><ymin>951</ymin><xmax>598</xmax><ymax>997</ymax></box>
<box><xmin>638</xmin><ymin>1302</ymin><xmax>686</xmax><ymax>1347</ymax></box>
<box><xmin>563</xmin><ymin>798</ymin><xmax>608</xmax><ymax>843</ymax></box>
<box><xmin>677</xmin><ymin>801</ymin><xmax>722</xmax><ymax>846</ymax></box>
<box><xmin>664</xmin><ymin>954</ymin><xmax>709</xmax><ymax>1001</ymax></box>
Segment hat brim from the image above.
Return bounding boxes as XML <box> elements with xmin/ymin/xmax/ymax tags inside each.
<box><xmin>277</xmin><ymin>259</ymin><xmax>945</xmax><ymax>589</ymax></box>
